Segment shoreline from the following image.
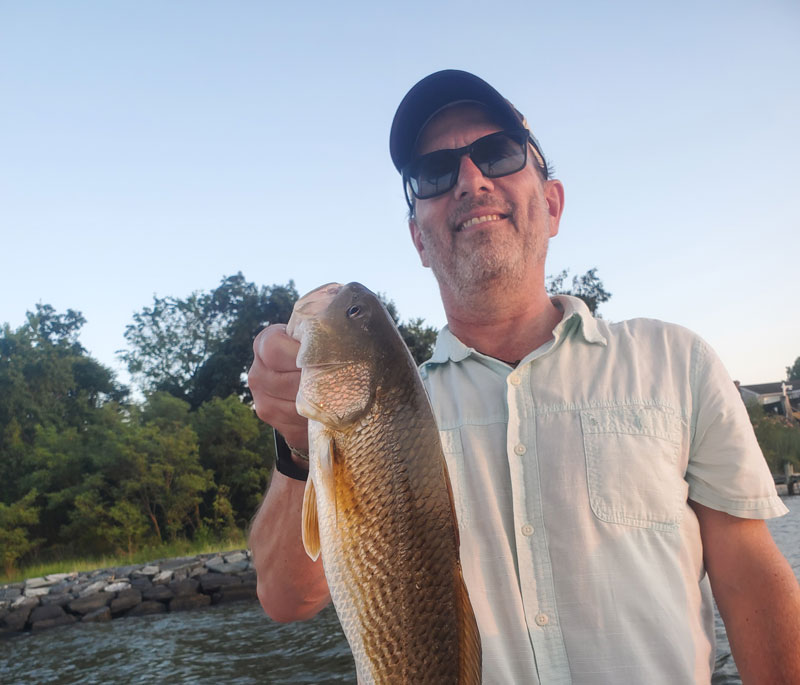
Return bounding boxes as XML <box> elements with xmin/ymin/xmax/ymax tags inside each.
<box><xmin>0</xmin><ymin>549</ymin><xmax>257</xmax><ymax>635</ymax></box>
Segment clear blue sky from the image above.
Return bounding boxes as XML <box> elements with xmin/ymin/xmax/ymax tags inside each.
<box><xmin>2</xmin><ymin>0</ymin><xmax>798</xmax><ymax>387</ymax></box>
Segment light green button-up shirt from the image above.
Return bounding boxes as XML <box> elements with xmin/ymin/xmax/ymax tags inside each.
<box><xmin>419</xmin><ymin>295</ymin><xmax>786</xmax><ymax>685</ymax></box>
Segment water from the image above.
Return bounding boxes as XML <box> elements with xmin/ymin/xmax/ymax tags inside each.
<box><xmin>2</xmin><ymin>497</ymin><xmax>798</xmax><ymax>684</ymax></box>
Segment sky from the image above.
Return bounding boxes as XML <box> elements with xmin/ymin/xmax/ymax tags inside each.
<box><xmin>1</xmin><ymin>0</ymin><xmax>798</xmax><ymax>389</ymax></box>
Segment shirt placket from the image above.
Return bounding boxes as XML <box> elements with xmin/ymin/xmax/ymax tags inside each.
<box><xmin>506</xmin><ymin>361</ymin><xmax>571</xmax><ymax>684</ymax></box>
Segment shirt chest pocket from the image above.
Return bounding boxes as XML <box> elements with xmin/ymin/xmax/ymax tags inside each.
<box><xmin>580</xmin><ymin>406</ymin><xmax>687</xmax><ymax>532</ymax></box>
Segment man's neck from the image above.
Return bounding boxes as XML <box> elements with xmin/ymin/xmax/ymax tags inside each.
<box><xmin>442</xmin><ymin>287</ymin><xmax>564</xmax><ymax>364</ymax></box>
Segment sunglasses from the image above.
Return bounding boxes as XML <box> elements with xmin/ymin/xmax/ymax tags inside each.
<box><xmin>402</xmin><ymin>129</ymin><xmax>546</xmax><ymax>208</ymax></box>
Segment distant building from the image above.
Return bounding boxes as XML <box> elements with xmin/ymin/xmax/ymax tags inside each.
<box><xmin>736</xmin><ymin>381</ymin><xmax>800</xmax><ymax>420</ymax></box>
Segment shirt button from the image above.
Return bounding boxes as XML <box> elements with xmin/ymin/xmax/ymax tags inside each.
<box><xmin>535</xmin><ymin>613</ymin><xmax>549</xmax><ymax>627</ymax></box>
<box><xmin>514</xmin><ymin>443</ymin><xmax>526</xmax><ymax>456</ymax></box>
<box><xmin>509</xmin><ymin>375</ymin><xmax>521</xmax><ymax>386</ymax></box>
<box><xmin>521</xmin><ymin>524</ymin><xmax>534</xmax><ymax>536</ymax></box>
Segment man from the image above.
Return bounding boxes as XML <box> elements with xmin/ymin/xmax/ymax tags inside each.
<box><xmin>248</xmin><ymin>70</ymin><xmax>800</xmax><ymax>683</ymax></box>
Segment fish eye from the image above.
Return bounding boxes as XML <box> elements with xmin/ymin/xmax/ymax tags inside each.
<box><xmin>346</xmin><ymin>305</ymin><xmax>361</xmax><ymax>319</ymax></box>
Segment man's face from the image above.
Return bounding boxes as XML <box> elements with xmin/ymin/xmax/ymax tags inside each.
<box><xmin>408</xmin><ymin>104</ymin><xmax>563</xmax><ymax>299</ymax></box>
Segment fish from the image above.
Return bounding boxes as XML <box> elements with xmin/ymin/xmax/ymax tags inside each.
<box><xmin>286</xmin><ymin>282</ymin><xmax>481</xmax><ymax>685</ymax></box>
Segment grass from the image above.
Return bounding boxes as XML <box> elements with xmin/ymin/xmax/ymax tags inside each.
<box><xmin>0</xmin><ymin>531</ymin><xmax>249</xmax><ymax>586</ymax></box>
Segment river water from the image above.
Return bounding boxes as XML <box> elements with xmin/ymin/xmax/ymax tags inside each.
<box><xmin>2</xmin><ymin>496</ymin><xmax>798</xmax><ymax>684</ymax></box>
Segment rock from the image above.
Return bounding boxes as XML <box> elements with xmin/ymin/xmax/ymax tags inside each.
<box><xmin>134</xmin><ymin>565</ymin><xmax>159</xmax><ymax>577</ymax></box>
<box><xmin>168</xmin><ymin>579</ymin><xmax>199</xmax><ymax>597</ymax></box>
<box><xmin>215</xmin><ymin>583</ymin><xmax>257</xmax><ymax>604</ymax></box>
<box><xmin>24</xmin><ymin>586</ymin><xmax>52</xmax><ymax>598</ymax></box>
<box><xmin>142</xmin><ymin>584</ymin><xmax>174</xmax><ymax>602</ymax></box>
<box><xmin>199</xmin><ymin>573</ymin><xmax>241</xmax><ymax>593</ymax></box>
<box><xmin>170</xmin><ymin>594</ymin><xmax>211</xmax><ymax>612</ymax></box>
<box><xmin>49</xmin><ymin>580</ymin><xmax>76</xmax><ymax>595</ymax></box>
<box><xmin>129</xmin><ymin>577</ymin><xmax>152</xmax><ymax>592</ymax></box>
<box><xmin>0</xmin><ymin>588</ymin><xmax>22</xmax><ymax>602</ymax></box>
<box><xmin>40</xmin><ymin>592</ymin><xmax>73</xmax><ymax>607</ymax></box>
<box><xmin>68</xmin><ymin>592</ymin><xmax>111</xmax><ymax>615</ymax></box>
<box><xmin>104</xmin><ymin>581</ymin><xmax>131</xmax><ymax>593</ymax></box>
<box><xmin>189</xmin><ymin>566</ymin><xmax>208</xmax><ymax>578</ymax></box>
<box><xmin>113</xmin><ymin>565</ymin><xmax>141</xmax><ymax>577</ymax></box>
<box><xmin>110</xmin><ymin>589</ymin><xmax>142</xmax><ymax>615</ymax></box>
<box><xmin>24</xmin><ymin>577</ymin><xmax>51</xmax><ymax>589</ymax></box>
<box><xmin>160</xmin><ymin>557</ymin><xmax>198</xmax><ymax>572</ymax></box>
<box><xmin>82</xmin><ymin>606</ymin><xmax>112</xmax><ymax>623</ymax></box>
<box><xmin>12</xmin><ymin>595</ymin><xmax>39</xmax><ymax>610</ymax></box>
<box><xmin>30</xmin><ymin>604</ymin><xmax>68</xmax><ymax>624</ymax></box>
<box><xmin>31</xmin><ymin>613</ymin><xmax>77</xmax><ymax>631</ymax></box>
<box><xmin>1</xmin><ymin>603</ymin><xmax>36</xmax><ymax>631</ymax></box>
<box><xmin>79</xmin><ymin>580</ymin><xmax>107</xmax><ymax>597</ymax></box>
<box><xmin>126</xmin><ymin>600</ymin><xmax>167</xmax><ymax>617</ymax></box>
<box><xmin>44</xmin><ymin>573</ymin><xmax>72</xmax><ymax>583</ymax></box>
<box><xmin>224</xmin><ymin>551</ymin><xmax>247</xmax><ymax>564</ymax></box>
<box><xmin>152</xmin><ymin>570</ymin><xmax>173</xmax><ymax>584</ymax></box>
<box><xmin>204</xmin><ymin>556</ymin><xmax>226</xmax><ymax>573</ymax></box>
<box><xmin>222</xmin><ymin>560</ymin><xmax>250</xmax><ymax>574</ymax></box>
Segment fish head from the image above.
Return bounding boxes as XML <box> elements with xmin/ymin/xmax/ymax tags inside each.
<box><xmin>287</xmin><ymin>282</ymin><xmax>401</xmax><ymax>430</ymax></box>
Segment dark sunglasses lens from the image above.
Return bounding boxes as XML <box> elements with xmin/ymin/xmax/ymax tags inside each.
<box><xmin>472</xmin><ymin>132</ymin><xmax>527</xmax><ymax>178</ymax></box>
<box><xmin>410</xmin><ymin>150</ymin><xmax>458</xmax><ymax>199</ymax></box>
<box><xmin>407</xmin><ymin>131</ymin><xmax>529</xmax><ymax>201</ymax></box>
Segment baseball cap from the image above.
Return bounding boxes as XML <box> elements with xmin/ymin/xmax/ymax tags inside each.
<box><xmin>389</xmin><ymin>69</ymin><xmax>546</xmax><ymax>175</ymax></box>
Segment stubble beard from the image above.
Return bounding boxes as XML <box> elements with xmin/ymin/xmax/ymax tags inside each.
<box><xmin>420</xmin><ymin>199</ymin><xmax>549</xmax><ymax>302</ymax></box>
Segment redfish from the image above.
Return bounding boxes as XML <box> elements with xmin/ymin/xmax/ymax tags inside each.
<box><xmin>287</xmin><ymin>282</ymin><xmax>481</xmax><ymax>684</ymax></box>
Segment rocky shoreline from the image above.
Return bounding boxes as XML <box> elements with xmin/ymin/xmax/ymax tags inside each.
<box><xmin>0</xmin><ymin>549</ymin><xmax>257</xmax><ymax>635</ymax></box>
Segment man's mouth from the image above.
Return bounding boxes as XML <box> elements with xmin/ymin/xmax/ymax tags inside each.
<box><xmin>456</xmin><ymin>214</ymin><xmax>507</xmax><ymax>232</ymax></box>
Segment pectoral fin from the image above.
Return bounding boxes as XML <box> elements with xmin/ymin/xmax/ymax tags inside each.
<box><xmin>302</xmin><ymin>478</ymin><xmax>321</xmax><ymax>561</ymax></box>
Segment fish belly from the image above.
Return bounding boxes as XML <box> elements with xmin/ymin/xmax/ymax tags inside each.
<box><xmin>309</xmin><ymin>409</ymin><xmax>479</xmax><ymax>684</ymax></box>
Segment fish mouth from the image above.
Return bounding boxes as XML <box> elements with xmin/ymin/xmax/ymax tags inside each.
<box><xmin>287</xmin><ymin>282</ymin><xmax>344</xmax><ymax>340</ymax></box>
<box><xmin>455</xmin><ymin>213</ymin><xmax>508</xmax><ymax>232</ymax></box>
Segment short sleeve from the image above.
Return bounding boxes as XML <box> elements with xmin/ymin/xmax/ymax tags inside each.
<box><xmin>686</xmin><ymin>337</ymin><xmax>787</xmax><ymax>519</ymax></box>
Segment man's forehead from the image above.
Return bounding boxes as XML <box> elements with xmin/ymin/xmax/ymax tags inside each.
<box><xmin>414</xmin><ymin>102</ymin><xmax>502</xmax><ymax>154</ymax></box>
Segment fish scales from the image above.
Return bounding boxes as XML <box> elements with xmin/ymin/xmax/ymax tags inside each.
<box><xmin>288</xmin><ymin>282</ymin><xmax>481</xmax><ymax>684</ymax></box>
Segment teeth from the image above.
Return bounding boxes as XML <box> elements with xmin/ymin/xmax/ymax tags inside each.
<box><xmin>460</xmin><ymin>214</ymin><xmax>502</xmax><ymax>230</ymax></box>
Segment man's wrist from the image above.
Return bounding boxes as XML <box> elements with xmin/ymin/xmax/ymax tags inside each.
<box><xmin>273</xmin><ymin>429</ymin><xmax>309</xmax><ymax>481</ymax></box>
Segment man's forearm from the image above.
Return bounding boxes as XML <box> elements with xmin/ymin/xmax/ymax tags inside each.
<box><xmin>715</xmin><ymin>543</ymin><xmax>800</xmax><ymax>684</ymax></box>
<box><xmin>249</xmin><ymin>472</ymin><xmax>331</xmax><ymax>622</ymax></box>
<box><xmin>693</xmin><ymin>502</ymin><xmax>800</xmax><ymax>683</ymax></box>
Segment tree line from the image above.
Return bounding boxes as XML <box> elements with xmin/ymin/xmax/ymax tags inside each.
<box><xmin>1</xmin><ymin>273</ymin><xmax>455</xmax><ymax>575</ymax></box>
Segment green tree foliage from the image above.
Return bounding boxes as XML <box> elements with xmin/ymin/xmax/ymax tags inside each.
<box><xmin>120</xmin><ymin>274</ymin><xmax>298</xmax><ymax>408</ymax></box>
<box><xmin>546</xmin><ymin>268</ymin><xmax>612</xmax><ymax>316</ymax></box>
<box><xmin>747</xmin><ymin>404</ymin><xmax>800</xmax><ymax>472</ymax></box>
<box><xmin>193</xmin><ymin>395</ymin><xmax>272</xmax><ymax>526</ymax></box>
<box><xmin>120</xmin><ymin>394</ymin><xmax>214</xmax><ymax>541</ymax></box>
<box><xmin>0</xmin><ymin>280</ymin><xmax>442</xmax><ymax>569</ymax></box>
<box><xmin>787</xmin><ymin>357</ymin><xmax>800</xmax><ymax>382</ymax></box>
<box><xmin>378</xmin><ymin>295</ymin><xmax>439</xmax><ymax>365</ymax></box>
<box><xmin>0</xmin><ymin>489</ymin><xmax>40</xmax><ymax>575</ymax></box>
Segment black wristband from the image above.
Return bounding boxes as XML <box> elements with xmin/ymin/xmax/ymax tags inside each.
<box><xmin>273</xmin><ymin>429</ymin><xmax>309</xmax><ymax>481</ymax></box>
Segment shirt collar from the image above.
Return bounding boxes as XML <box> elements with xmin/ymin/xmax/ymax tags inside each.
<box><xmin>422</xmin><ymin>294</ymin><xmax>607</xmax><ymax>368</ymax></box>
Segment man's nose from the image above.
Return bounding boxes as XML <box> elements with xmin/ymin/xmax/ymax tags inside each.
<box><xmin>453</xmin><ymin>155</ymin><xmax>494</xmax><ymax>198</ymax></box>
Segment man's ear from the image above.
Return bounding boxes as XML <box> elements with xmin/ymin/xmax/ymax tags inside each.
<box><xmin>408</xmin><ymin>218</ymin><xmax>430</xmax><ymax>267</ymax></box>
<box><xmin>544</xmin><ymin>179</ymin><xmax>565</xmax><ymax>238</ymax></box>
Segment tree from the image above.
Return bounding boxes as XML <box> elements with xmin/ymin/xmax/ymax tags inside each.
<box><xmin>0</xmin><ymin>489</ymin><xmax>40</xmax><ymax>576</ymax></box>
<box><xmin>747</xmin><ymin>403</ymin><xmax>800</xmax><ymax>472</ymax></box>
<box><xmin>378</xmin><ymin>295</ymin><xmax>438</xmax><ymax>366</ymax></box>
<box><xmin>193</xmin><ymin>395</ymin><xmax>272</xmax><ymax>525</ymax></box>
<box><xmin>120</xmin><ymin>274</ymin><xmax>298</xmax><ymax>408</ymax></box>
<box><xmin>787</xmin><ymin>357</ymin><xmax>800</xmax><ymax>382</ymax></box>
<box><xmin>119</xmin><ymin>393</ymin><xmax>214</xmax><ymax>541</ymax></box>
<box><xmin>546</xmin><ymin>268</ymin><xmax>612</xmax><ymax>316</ymax></box>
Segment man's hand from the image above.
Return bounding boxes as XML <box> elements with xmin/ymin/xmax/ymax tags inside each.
<box><xmin>248</xmin><ymin>323</ymin><xmax>308</xmax><ymax>451</ymax></box>
<box><xmin>247</xmin><ymin>323</ymin><xmax>330</xmax><ymax>622</ymax></box>
<box><xmin>692</xmin><ymin>501</ymin><xmax>800</xmax><ymax>684</ymax></box>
